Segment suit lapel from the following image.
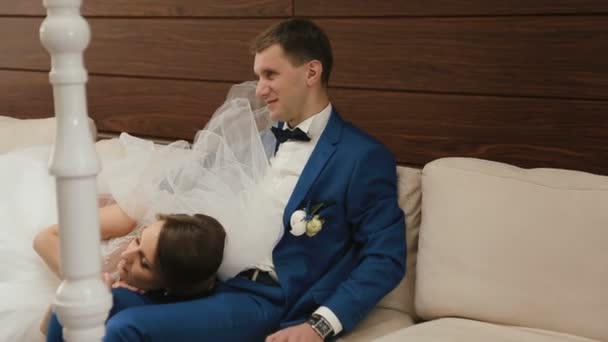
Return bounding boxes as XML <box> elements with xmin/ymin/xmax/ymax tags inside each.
<box><xmin>282</xmin><ymin>109</ymin><xmax>344</xmax><ymax>228</ymax></box>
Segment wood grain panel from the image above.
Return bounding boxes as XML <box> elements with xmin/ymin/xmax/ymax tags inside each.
<box><xmin>296</xmin><ymin>0</ymin><xmax>608</xmax><ymax>17</ymax></box>
<box><xmin>4</xmin><ymin>69</ymin><xmax>607</xmax><ymax>175</ymax></box>
<box><xmin>1</xmin><ymin>69</ymin><xmax>231</xmax><ymax>140</ymax></box>
<box><xmin>87</xmin><ymin>77</ymin><xmax>231</xmax><ymax>140</ymax></box>
<box><xmin>331</xmin><ymin>87</ymin><xmax>608</xmax><ymax>175</ymax></box>
<box><xmin>84</xmin><ymin>19</ymin><xmax>271</xmax><ymax>82</ymax></box>
<box><xmin>0</xmin><ymin>18</ymin><xmax>272</xmax><ymax>82</ymax></box>
<box><xmin>3</xmin><ymin>17</ymin><xmax>607</xmax><ymax>100</ymax></box>
<box><xmin>0</xmin><ymin>18</ymin><xmax>47</xmax><ymax>70</ymax></box>
<box><xmin>319</xmin><ymin>17</ymin><xmax>608</xmax><ymax>99</ymax></box>
<box><xmin>1</xmin><ymin>69</ymin><xmax>53</xmax><ymax>118</ymax></box>
<box><xmin>0</xmin><ymin>0</ymin><xmax>291</xmax><ymax>17</ymax></box>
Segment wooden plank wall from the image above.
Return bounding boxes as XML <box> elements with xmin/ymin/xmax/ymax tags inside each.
<box><xmin>2</xmin><ymin>1</ymin><xmax>608</xmax><ymax>174</ymax></box>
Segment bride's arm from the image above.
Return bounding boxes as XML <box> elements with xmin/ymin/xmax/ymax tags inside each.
<box><xmin>33</xmin><ymin>203</ymin><xmax>137</xmax><ymax>278</ymax></box>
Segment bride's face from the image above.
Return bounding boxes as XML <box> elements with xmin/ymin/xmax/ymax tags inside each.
<box><xmin>118</xmin><ymin>220</ymin><xmax>165</xmax><ymax>291</ymax></box>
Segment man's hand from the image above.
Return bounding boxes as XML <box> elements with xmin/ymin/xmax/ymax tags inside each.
<box><xmin>265</xmin><ymin>323</ymin><xmax>323</xmax><ymax>342</ymax></box>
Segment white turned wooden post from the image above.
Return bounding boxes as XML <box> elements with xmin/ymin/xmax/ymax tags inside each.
<box><xmin>40</xmin><ymin>0</ymin><xmax>112</xmax><ymax>340</ymax></box>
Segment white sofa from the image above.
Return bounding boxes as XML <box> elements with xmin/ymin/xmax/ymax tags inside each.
<box><xmin>2</xmin><ymin>117</ymin><xmax>606</xmax><ymax>342</ymax></box>
<box><xmin>344</xmin><ymin>158</ymin><xmax>608</xmax><ymax>342</ymax></box>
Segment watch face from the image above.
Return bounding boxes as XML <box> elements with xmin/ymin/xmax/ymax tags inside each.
<box><xmin>315</xmin><ymin>319</ymin><xmax>333</xmax><ymax>337</ymax></box>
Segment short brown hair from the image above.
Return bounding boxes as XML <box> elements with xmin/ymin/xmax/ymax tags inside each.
<box><xmin>251</xmin><ymin>18</ymin><xmax>333</xmax><ymax>85</ymax></box>
<box><xmin>155</xmin><ymin>213</ymin><xmax>226</xmax><ymax>296</ymax></box>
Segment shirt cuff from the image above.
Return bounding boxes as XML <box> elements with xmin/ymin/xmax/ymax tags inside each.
<box><xmin>313</xmin><ymin>306</ymin><xmax>343</xmax><ymax>335</ymax></box>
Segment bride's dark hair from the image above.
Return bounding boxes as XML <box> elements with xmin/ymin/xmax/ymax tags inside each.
<box><xmin>154</xmin><ymin>213</ymin><xmax>226</xmax><ymax>297</ymax></box>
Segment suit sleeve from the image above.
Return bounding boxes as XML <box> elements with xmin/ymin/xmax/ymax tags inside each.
<box><xmin>321</xmin><ymin>144</ymin><xmax>406</xmax><ymax>333</ymax></box>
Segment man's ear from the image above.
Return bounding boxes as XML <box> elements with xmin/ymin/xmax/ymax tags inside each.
<box><xmin>306</xmin><ymin>60</ymin><xmax>323</xmax><ymax>87</ymax></box>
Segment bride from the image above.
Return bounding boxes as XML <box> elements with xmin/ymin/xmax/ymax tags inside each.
<box><xmin>0</xmin><ymin>82</ymin><xmax>282</xmax><ymax>341</ymax></box>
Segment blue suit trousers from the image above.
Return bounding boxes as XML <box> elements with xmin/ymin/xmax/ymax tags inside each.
<box><xmin>47</xmin><ymin>277</ymin><xmax>285</xmax><ymax>342</ymax></box>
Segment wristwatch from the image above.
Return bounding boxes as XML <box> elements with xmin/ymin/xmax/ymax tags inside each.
<box><xmin>307</xmin><ymin>314</ymin><xmax>334</xmax><ymax>340</ymax></box>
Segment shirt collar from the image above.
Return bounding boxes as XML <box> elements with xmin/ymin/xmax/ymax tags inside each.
<box><xmin>284</xmin><ymin>103</ymin><xmax>332</xmax><ymax>139</ymax></box>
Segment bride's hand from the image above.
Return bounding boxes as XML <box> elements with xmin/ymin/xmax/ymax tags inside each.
<box><xmin>101</xmin><ymin>272</ymin><xmax>144</xmax><ymax>294</ymax></box>
<box><xmin>112</xmin><ymin>279</ymin><xmax>145</xmax><ymax>294</ymax></box>
<box><xmin>102</xmin><ymin>272</ymin><xmax>116</xmax><ymax>289</ymax></box>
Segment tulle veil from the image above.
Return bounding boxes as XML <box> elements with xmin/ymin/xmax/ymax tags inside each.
<box><xmin>100</xmin><ymin>81</ymin><xmax>283</xmax><ymax>280</ymax></box>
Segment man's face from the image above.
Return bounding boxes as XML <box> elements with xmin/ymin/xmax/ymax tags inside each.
<box><xmin>253</xmin><ymin>44</ymin><xmax>309</xmax><ymax>123</ymax></box>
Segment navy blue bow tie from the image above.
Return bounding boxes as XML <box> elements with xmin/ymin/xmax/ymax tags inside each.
<box><xmin>271</xmin><ymin>126</ymin><xmax>311</xmax><ymax>144</ymax></box>
<box><xmin>271</xmin><ymin>126</ymin><xmax>311</xmax><ymax>153</ymax></box>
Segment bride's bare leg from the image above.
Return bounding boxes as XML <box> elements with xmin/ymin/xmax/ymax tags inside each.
<box><xmin>33</xmin><ymin>203</ymin><xmax>138</xmax><ymax>278</ymax></box>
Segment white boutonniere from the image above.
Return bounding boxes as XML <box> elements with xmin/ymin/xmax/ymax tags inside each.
<box><xmin>290</xmin><ymin>201</ymin><xmax>331</xmax><ymax>237</ymax></box>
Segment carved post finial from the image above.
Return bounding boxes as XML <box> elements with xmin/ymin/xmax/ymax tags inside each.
<box><xmin>40</xmin><ymin>0</ymin><xmax>112</xmax><ymax>340</ymax></box>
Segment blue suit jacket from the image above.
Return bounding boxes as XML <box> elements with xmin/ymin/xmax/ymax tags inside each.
<box><xmin>273</xmin><ymin>109</ymin><xmax>406</xmax><ymax>333</ymax></box>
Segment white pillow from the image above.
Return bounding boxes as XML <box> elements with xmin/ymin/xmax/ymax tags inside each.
<box><xmin>0</xmin><ymin>116</ymin><xmax>97</xmax><ymax>154</ymax></box>
<box><xmin>416</xmin><ymin>157</ymin><xmax>608</xmax><ymax>341</ymax></box>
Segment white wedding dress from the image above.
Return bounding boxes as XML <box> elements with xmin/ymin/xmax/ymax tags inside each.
<box><xmin>0</xmin><ymin>82</ymin><xmax>282</xmax><ymax>341</ymax></box>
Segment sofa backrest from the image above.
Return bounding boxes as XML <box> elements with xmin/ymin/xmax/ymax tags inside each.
<box><xmin>415</xmin><ymin>157</ymin><xmax>608</xmax><ymax>341</ymax></box>
<box><xmin>376</xmin><ymin>166</ymin><xmax>421</xmax><ymax>320</ymax></box>
<box><xmin>0</xmin><ymin>116</ymin><xmax>97</xmax><ymax>154</ymax></box>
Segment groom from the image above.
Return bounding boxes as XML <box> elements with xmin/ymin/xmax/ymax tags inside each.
<box><xmin>48</xmin><ymin>18</ymin><xmax>405</xmax><ymax>341</ymax></box>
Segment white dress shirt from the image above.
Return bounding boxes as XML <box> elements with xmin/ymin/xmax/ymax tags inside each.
<box><xmin>254</xmin><ymin>102</ymin><xmax>344</xmax><ymax>335</ymax></box>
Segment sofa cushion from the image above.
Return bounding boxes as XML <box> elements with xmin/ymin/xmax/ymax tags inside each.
<box><xmin>338</xmin><ymin>308</ymin><xmax>414</xmax><ymax>342</ymax></box>
<box><xmin>375</xmin><ymin>318</ymin><xmax>601</xmax><ymax>342</ymax></box>
<box><xmin>0</xmin><ymin>116</ymin><xmax>97</xmax><ymax>154</ymax></box>
<box><xmin>415</xmin><ymin>158</ymin><xmax>608</xmax><ymax>341</ymax></box>
<box><xmin>376</xmin><ymin>166</ymin><xmax>421</xmax><ymax>320</ymax></box>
